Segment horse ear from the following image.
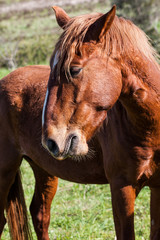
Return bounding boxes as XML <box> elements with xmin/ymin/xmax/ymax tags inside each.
<box><xmin>85</xmin><ymin>5</ymin><xmax>116</xmax><ymax>42</ymax></box>
<box><xmin>52</xmin><ymin>6</ymin><xmax>70</xmax><ymax>29</ymax></box>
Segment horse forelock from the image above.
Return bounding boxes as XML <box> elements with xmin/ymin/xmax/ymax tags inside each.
<box><xmin>51</xmin><ymin>13</ymin><xmax>102</xmax><ymax>81</ymax></box>
<box><xmin>51</xmin><ymin>11</ymin><xmax>159</xmax><ymax>82</ymax></box>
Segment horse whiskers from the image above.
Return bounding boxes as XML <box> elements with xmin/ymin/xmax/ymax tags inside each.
<box><xmin>73</xmin><ymin>147</ymin><xmax>96</xmax><ymax>162</ymax></box>
<box><xmin>87</xmin><ymin>147</ymin><xmax>96</xmax><ymax>159</ymax></box>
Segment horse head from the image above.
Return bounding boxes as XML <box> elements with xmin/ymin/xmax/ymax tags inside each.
<box><xmin>42</xmin><ymin>6</ymin><xmax>123</xmax><ymax>160</ymax></box>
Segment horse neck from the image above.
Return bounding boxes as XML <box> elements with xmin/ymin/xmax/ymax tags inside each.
<box><xmin>119</xmin><ymin>55</ymin><xmax>160</xmax><ymax>144</ymax></box>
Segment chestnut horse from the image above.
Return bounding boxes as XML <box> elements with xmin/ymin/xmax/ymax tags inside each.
<box><xmin>0</xmin><ymin>65</ymin><xmax>107</xmax><ymax>240</ymax></box>
<box><xmin>42</xmin><ymin>6</ymin><xmax>160</xmax><ymax>240</ymax></box>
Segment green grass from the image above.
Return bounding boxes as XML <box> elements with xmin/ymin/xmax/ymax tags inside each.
<box><xmin>1</xmin><ymin>160</ymin><xmax>150</xmax><ymax>240</ymax></box>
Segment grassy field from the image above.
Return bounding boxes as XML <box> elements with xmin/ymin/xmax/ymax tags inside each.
<box><xmin>0</xmin><ymin>1</ymin><xmax>153</xmax><ymax>239</ymax></box>
<box><xmin>1</xmin><ymin>160</ymin><xmax>150</xmax><ymax>240</ymax></box>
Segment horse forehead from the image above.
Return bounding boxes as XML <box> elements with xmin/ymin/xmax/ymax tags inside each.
<box><xmin>70</xmin><ymin>43</ymin><xmax>100</xmax><ymax>64</ymax></box>
<box><xmin>82</xmin><ymin>42</ymin><xmax>98</xmax><ymax>53</ymax></box>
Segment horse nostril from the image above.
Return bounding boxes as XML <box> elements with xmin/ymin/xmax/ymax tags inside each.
<box><xmin>68</xmin><ymin>134</ymin><xmax>79</xmax><ymax>152</ymax></box>
<box><xmin>47</xmin><ymin>139</ymin><xmax>59</xmax><ymax>157</ymax></box>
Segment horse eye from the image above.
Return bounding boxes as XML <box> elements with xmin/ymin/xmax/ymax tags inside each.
<box><xmin>70</xmin><ymin>66</ymin><xmax>82</xmax><ymax>78</ymax></box>
<box><xmin>96</xmin><ymin>106</ymin><xmax>109</xmax><ymax>111</ymax></box>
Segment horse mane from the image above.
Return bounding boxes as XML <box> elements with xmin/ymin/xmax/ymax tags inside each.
<box><xmin>52</xmin><ymin>11</ymin><xmax>159</xmax><ymax>80</ymax></box>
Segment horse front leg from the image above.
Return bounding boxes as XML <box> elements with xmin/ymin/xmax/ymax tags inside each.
<box><xmin>150</xmin><ymin>187</ymin><xmax>160</xmax><ymax>240</ymax></box>
<box><xmin>110</xmin><ymin>178</ymin><xmax>136</xmax><ymax>240</ymax></box>
<box><xmin>28</xmin><ymin>161</ymin><xmax>58</xmax><ymax>240</ymax></box>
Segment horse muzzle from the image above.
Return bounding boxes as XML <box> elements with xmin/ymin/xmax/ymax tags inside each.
<box><xmin>46</xmin><ymin>133</ymin><xmax>78</xmax><ymax>159</ymax></box>
<box><xmin>42</xmin><ymin>127</ymin><xmax>88</xmax><ymax>160</ymax></box>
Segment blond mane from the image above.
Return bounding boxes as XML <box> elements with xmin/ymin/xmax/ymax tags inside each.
<box><xmin>52</xmin><ymin>11</ymin><xmax>159</xmax><ymax>79</ymax></box>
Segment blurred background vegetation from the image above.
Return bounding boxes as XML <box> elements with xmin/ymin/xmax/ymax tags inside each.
<box><xmin>0</xmin><ymin>0</ymin><xmax>160</xmax><ymax>71</ymax></box>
